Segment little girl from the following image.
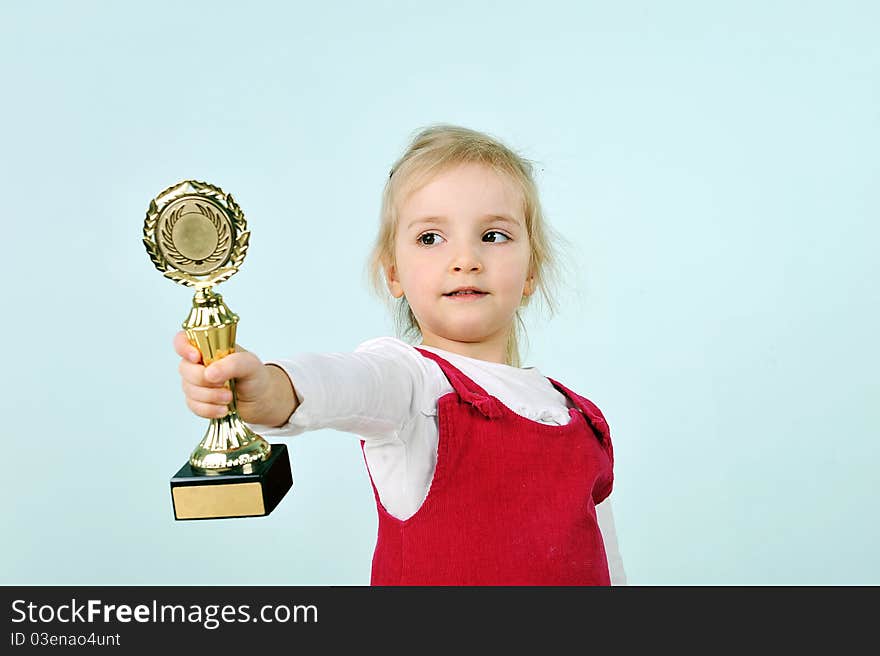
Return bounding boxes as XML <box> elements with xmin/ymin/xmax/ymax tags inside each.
<box><xmin>174</xmin><ymin>124</ymin><xmax>625</xmax><ymax>585</ymax></box>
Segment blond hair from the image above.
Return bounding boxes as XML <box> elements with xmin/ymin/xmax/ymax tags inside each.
<box><xmin>364</xmin><ymin>123</ymin><xmax>568</xmax><ymax>367</ymax></box>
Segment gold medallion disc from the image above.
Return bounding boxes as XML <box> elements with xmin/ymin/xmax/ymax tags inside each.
<box><xmin>157</xmin><ymin>197</ymin><xmax>233</xmax><ymax>276</ymax></box>
<box><xmin>143</xmin><ymin>180</ymin><xmax>250</xmax><ymax>289</ymax></box>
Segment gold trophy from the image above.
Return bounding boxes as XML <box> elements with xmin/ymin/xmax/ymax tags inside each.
<box><xmin>143</xmin><ymin>180</ymin><xmax>292</xmax><ymax>520</ymax></box>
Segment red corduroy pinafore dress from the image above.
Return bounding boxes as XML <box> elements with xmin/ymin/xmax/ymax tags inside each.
<box><xmin>361</xmin><ymin>347</ymin><xmax>615</xmax><ymax>586</ymax></box>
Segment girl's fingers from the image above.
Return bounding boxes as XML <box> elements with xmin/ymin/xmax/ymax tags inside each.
<box><xmin>182</xmin><ymin>380</ymin><xmax>233</xmax><ymax>405</ymax></box>
<box><xmin>173</xmin><ymin>331</ymin><xmax>202</xmax><ymax>363</ymax></box>
<box><xmin>179</xmin><ymin>353</ymin><xmax>258</xmax><ymax>394</ymax></box>
<box><xmin>178</xmin><ymin>358</ymin><xmax>227</xmax><ymax>388</ymax></box>
<box><xmin>174</xmin><ymin>331</ymin><xmax>247</xmax><ymax>421</ymax></box>
<box><xmin>186</xmin><ymin>398</ymin><xmax>231</xmax><ymax>419</ymax></box>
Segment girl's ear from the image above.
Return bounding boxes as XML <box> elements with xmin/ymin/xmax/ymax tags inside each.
<box><xmin>523</xmin><ymin>272</ymin><xmax>536</xmax><ymax>297</ymax></box>
<box><xmin>384</xmin><ymin>262</ymin><xmax>405</xmax><ymax>299</ymax></box>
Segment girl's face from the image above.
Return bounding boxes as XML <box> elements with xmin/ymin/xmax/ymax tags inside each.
<box><xmin>385</xmin><ymin>162</ymin><xmax>534</xmax><ymax>363</ymax></box>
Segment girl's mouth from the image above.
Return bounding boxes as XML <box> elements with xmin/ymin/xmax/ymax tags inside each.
<box><xmin>444</xmin><ymin>291</ymin><xmax>488</xmax><ymax>299</ymax></box>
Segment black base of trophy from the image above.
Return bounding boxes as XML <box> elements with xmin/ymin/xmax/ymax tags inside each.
<box><xmin>170</xmin><ymin>443</ymin><xmax>293</xmax><ymax>520</ymax></box>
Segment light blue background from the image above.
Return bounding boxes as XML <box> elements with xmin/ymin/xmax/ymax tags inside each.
<box><xmin>1</xmin><ymin>1</ymin><xmax>876</xmax><ymax>585</ymax></box>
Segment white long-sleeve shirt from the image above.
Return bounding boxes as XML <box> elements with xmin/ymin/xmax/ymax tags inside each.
<box><xmin>249</xmin><ymin>336</ymin><xmax>626</xmax><ymax>585</ymax></box>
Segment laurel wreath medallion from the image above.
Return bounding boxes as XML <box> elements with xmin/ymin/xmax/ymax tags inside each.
<box><xmin>143</xmin><ymin>180</ymin><xmax>250</xmax><ymax>289</ymax></box>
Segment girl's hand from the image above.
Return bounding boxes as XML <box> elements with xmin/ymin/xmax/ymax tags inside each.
<box><xmin>173</xmin><ymin>330</ymin><xmax>272</xmax><ymax>423</ymax></box>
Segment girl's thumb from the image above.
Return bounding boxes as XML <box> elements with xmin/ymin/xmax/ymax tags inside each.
<box><xmin>204</xmin><ymin>352</ymin><xmax>257</xmax><ymax>383</ymax></box>
<box><xmin>204</xmin><ymin>363</ymin><xmax>225</xmax><ymax>383</ymax></box>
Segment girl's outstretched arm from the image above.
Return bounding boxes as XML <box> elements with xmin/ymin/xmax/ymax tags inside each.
<box><xmin>243</xmin><ymin>337</ymin><xmax>429</xmax><ymax>442</ymax></box>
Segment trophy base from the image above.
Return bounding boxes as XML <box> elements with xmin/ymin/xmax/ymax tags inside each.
<box><xmin>170</xmin><ymin>443</ymin><xmax>293</xmax><ymax>520</ymax></box>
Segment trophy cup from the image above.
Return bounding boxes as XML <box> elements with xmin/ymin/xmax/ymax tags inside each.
<box><xmin>143</xmin><ymin>180</ymin><xmax>292</xmax><ymax>520</ymax></box>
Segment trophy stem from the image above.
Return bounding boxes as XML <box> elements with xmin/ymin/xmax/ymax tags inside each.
<box><xmin>183</xmin><ymin>286</ymin><xmax>271</xmax><ymax>474</ymax></box>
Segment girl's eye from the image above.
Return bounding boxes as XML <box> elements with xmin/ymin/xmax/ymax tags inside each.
<box><xmin>483</xmin><ymin>231</ymin><xmax>510</xmax><ymax>243</ymax></box>
<box><xmin>416</xmin><ymin>231</ymin><xmax>510</xmax><ymax>246</ymax></box>
<box><xmin>417</xmin><ymin>232</ymin><xmax>445</xmax><ymax>246</ymax></box>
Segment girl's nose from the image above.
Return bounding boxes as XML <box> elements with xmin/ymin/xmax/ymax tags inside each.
<box><xmin>450</xmin><ymin>251</ymin><xmax>483</xmax><ymax>272</ymax></box>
